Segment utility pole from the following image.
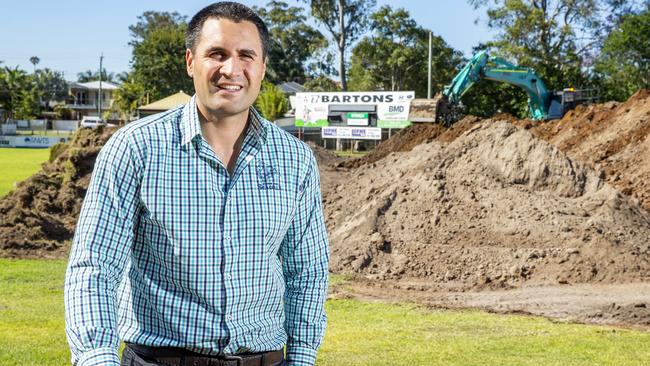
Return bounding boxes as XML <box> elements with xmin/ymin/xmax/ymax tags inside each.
<box><xmin>98</xmin><ymin>53</ymin><xmax>103</xmax><ymax>118</ymax></box>
<box><xmin>427</xmin><ymin>31</ymin><xmax>432</xmax><ymax>99</ymax></box>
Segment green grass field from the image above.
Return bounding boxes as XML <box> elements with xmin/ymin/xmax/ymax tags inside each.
<box><xmin>0</xmin><ymin>148</ymin><xmax>51</xmax><ymax>197</ymax></box>
<box><xmin>1</xmin><ymin>259</ymin><xmax>649</xmax><ymax>366</ymax></box>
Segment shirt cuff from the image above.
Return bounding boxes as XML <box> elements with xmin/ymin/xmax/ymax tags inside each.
<box><xmin>75</xmin><ymin>347</ymin><xmax>120</xmax><ymax>366</ymax></box>
<box><xmin>285</xmin><ymin>342</ymin><xmax>318</xmax><ymax>366</ymax></box>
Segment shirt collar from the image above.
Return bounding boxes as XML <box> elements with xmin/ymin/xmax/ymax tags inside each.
<box><xmin>180</xmin><ymin>94</ymin><xmax>268</xmax><ymax>147</ymax></box>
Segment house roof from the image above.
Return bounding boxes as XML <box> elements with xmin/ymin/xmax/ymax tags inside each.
<box><xmin>278</xmin><ymin>81</ymin><xmax>305</xmax><ymax>94</ymax></box>
<box><xmin>70</xmin><ymin>81</ymin><xmax>120</xmax><ymax>90</ymax></box>
<box><xmin>138</xmin><ymin>91</ymin><xmax>192</xmax><ymax>111</ymax></box>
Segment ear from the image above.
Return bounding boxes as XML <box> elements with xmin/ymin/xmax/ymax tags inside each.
<box><xmin>262</xmin><ymin>56</ymin><xmax>267</xmax><ymax>79</ymax></box>
<box><xmin>185</xmin><ymin>49</ymin><xmax>194</xmax><ymax>78</ymax></box>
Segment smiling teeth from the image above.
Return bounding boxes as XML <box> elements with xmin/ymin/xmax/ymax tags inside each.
<box><xmin>220</xmin><ymin>85</ymin><xmax>241</xmax><ymax>90</ymax></box>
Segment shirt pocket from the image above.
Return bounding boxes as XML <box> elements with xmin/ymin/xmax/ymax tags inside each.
<box><xmin>259</xmin><ymin>188</ymin><xmax>295</xmax><ymax>256</ymax></box>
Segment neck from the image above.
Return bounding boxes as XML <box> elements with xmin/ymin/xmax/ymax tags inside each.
<box><xmin>196</xmin><ymin>103</ymin><xmax>249</xmax><ymax>146</ymax></box>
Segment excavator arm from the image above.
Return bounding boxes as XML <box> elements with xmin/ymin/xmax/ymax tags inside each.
<box><xmin>434</xmin><ymin>50</ymin><xmax>552</xmax><ymax>123</ymax></box>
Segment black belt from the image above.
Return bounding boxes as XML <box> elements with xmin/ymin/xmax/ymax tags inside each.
<box><xmin>125</xmin><ymin>343</ymin><xmax>284</xmax><ymax>366</ymax></box>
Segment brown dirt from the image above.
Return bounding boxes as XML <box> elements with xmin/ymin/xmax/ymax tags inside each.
<box><xmin>340</xmin><ymin>115</ymin><xmax>482</xmax><ymax>169</ymax></box>
<box><xmin>325</xmin><ymin>121</ymin><xmax>650</xmax><ymax>292</ymax></box>
<box><xmin>0</xmin><ymin>127</ymin><xmax>115</xmax><ymax>258</ymax></box>
<box><xmin>517</xmin><ymin>89</ymin><xmax>650</xmax><ymax>210</ymax></box>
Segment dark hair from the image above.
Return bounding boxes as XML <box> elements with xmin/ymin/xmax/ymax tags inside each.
<box><xmin>186</xmin><ymin>2</ymin><xmax>270</xmax><ymax>59</ymax></box>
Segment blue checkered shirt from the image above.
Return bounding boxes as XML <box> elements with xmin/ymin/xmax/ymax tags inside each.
<box><xmin>64</xmin><ymin>96</ymin><xmax>329</xmax><ymax>366</ymax></box>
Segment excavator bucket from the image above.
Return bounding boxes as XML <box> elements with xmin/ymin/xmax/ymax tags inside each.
<box><xmin>409</xmin><ymin>94</ymin><xmax>464</xmax><ymax>126</ymax></box>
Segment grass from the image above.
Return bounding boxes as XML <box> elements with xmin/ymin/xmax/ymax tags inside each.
<box><xmin>0</xmin><ymin>147</ymin><xmax>51</xmax><ymax>197</ymax></box>
<box><xmin>334</xmin><ymin>150</ymin><xmax>368</xmax><ymax>158</ymax></box>
<box><xmin>1</xmin><ymin>259</ymin><xmax>649</xmax><ymax>365</ymax></box>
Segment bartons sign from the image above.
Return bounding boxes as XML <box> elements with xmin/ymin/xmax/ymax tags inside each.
<box><xmin>294</xmin><ymin>91</ymin><xmax>414</xmax><ymax>128</ymax></box>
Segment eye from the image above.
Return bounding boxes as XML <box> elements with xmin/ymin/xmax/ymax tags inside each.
<box><xmin>209</xmin><ymin>51</ymin><xmax>225</xmax><ymax>60</ymax></box>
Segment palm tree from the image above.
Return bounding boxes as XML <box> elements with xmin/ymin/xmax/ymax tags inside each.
<box><xmin>29</xmin><ymin>56</ymin><xmax>40</xmax><ymax>74</ymax></box>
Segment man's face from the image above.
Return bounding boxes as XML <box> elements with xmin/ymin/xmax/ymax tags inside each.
<box><xmin>186</xmin><ymin>18</ymin><xmax>266</xmax><ymax>120</ymax></box>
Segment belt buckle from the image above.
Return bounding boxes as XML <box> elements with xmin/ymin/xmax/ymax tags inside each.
<box><xmin>213</xmin><ymin>354</ymin><xmax>244</xmax><ymax>366</ymax></box>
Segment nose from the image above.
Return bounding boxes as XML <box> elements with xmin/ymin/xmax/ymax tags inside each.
<box><xmin>220</xmin><ymin>56</ymin><xmax>243</xmax><ymax>78</ymax></box>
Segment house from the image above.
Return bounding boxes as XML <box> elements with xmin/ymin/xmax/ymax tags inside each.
<box><xmin>137</xmin><ymin>91</ymin><xmax>191</xmax><ymax>118</ymax></box>
<box><xmin>65</xmin><ymin>81</ymin><xmax>120</xmax><ymax>121</ymax></box>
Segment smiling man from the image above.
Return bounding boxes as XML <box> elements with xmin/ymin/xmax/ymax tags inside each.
<box><xmin>64</xmin><ymin>2</ymin><xmax>329</xmax><ymax>366</ymax></box>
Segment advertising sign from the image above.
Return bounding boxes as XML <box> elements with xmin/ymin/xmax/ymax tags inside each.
<box><xmin>346</xmin><ymin>112</ymin><xmax>369</xmax><ymax>126</ymax></box>
<box><xmin>321</xmin><ymin>127</ymin><xmax>382</xmax><ymax>140</ymax></box>
<box><xmin>294</xmin><ymin>91</ymin><xmax>414</xmax><ymax>128</ymax></box>
<box><xmin>0</xmin><ymin>136</ymin><xmax>70</xmax><ymax>148</ymax></box>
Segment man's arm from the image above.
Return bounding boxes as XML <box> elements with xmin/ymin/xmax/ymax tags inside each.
<box><xmin>64</xmin><ymin>130</ymin><xmax>142</xmax><ymax>365</ymax></box>
<box><xmin>280</xmin><ymin>153</ymin><xmax>330</xmax><ymax>366</ymax></box>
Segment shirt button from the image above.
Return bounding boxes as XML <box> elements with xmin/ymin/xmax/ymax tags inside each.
<box><xmin>224</xmin><ymin>235</ymin><xmax>231</xmax><ymax>241</ymax></box>
<box><xmin>226</xmin><ymin>274</ymin><xmax>232</xmax><ymax>280</ymax></box>
<box><xmin>226</xmin><ymin>314</ymin><xmax>232</xmax><ymax>320</ymax></box>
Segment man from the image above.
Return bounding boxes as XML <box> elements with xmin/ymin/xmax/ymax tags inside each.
<box><xmin>64</xmin><ymin>2</ymin><xmax>329</xmax><ymax>366</ymax></box>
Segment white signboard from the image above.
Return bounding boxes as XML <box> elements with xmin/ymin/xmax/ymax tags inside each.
<box><xmin>0</xmin><ymin>136</ymin><xmax>69</xmax><ymax>148</ymax></box>
<box><xmin>295</xmin><ymin>91</ymin><xmax>414</xmax><ymax>128</ymax></box>
<box><xmin>321</xmin><ymin>127</ymin><xmax>382</xmax><ymax>140</ymax></box>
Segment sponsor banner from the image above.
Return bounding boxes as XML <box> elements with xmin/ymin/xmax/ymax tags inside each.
<box><xmin>321</xmin><ymin>127</ymin><xmax>382</xmax><ymax>140</ymax></box>
<box><xmin>347</xmin><ymin>112</ymin><xmax>368</xmax><ymax>126</ymax></box>
<box><xmin>1</xmin><ymin>124</ymin><xmax>17</xmax><ymax>135</ymax></box>
<box><xmin>53</xmin><ymin>120</ymin><xmax>79</xmax><ymax>131</ymax></box>
<box><xmin>377</xmin><ymin>119</ymin><xmax>411</xmax><ymax>128</ymax></box>
<box><xmin>295</xmin><ymin>91</ymin><xmax>414</xmax><ymax>127</ymax></box>
<box><xmin>0</xmin><ymin>136</ymin><xmax>70</xmax><ymax>148</ymax></box>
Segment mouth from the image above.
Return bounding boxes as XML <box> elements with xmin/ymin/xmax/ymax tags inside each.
<box><xmin>215</xmin><ymin>83</ymin><xmax>243</xmax><ymax>93</ymax></box>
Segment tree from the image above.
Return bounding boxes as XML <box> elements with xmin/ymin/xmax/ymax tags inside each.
<box><xmin>303</xmin><ymin>75</ymin><xmax>340</xmax><ymax>92</ymax></box>
<box><xmin>128</xmin><ymin>12</ymin><xmax>193</xmax><ymax>101</ymax></box>
<box><xmin>467</xmin><ymin>0</ymin><xmax>641</xmax><ymax>90</ymax></box>
<box><xmin>254</xmin><ymin>1</ymin><xmax>327</xmax><ymax>84</ymax></box>
<box><xmin>29</xmin><ymin>56</ymin><xmax>40</xmax><ymax>74</ymax></box>
<box><xmin>348</xmin><ymin>5</ymin><xmax>463</xmax><ymax>97</ymax></box>
<box><xmin>77</xmin><ymin>69</ymin><xmax>118</xmax><ymax>83</ymax></box>
<box><xmin>0</xmin><ymin>67</ymin><xmax>39</xmax><ymax>120</ymax></box>
<box><xmin>113</xmin><ymin>75</ymin><xmax>146</xmax><ymax>121</ymax></box>
<box><xmin>255</xmin><ymin>81</ymin><xmax>289</xmax><ymax>121</ymax></box>
<box><xmin>594</xmin><ymin>5</ymin><xmax>650</xmax><ymax>101</ymax></box>
<box><xmin>34</xmin><ymin>68</ymin><xmax>68</xmax><ymax>104</ymax></box>
<box><xmin>301</xmin><ymin>0</ymin><xmax>376</xmax><ymax>90</ymax></box>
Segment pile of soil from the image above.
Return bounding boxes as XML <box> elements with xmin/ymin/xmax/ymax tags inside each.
<box><xmin>325</xmin><ymin>121</ymin><xmax>650</xmax><ymax>291</ymax></box>
<box><xmin>340</xmin><ymin>115</ymin><xmax>481</xmax><ymax>169</ymax></box>
<box><xmin>0</xmin><ymin>127</ymin><xmax>115</xmax><ymax>258</ymax></box>
<box><xmin>517</xmin><ymin>89</ymin><xmax>650</xmax><ymax>210</ymax></box>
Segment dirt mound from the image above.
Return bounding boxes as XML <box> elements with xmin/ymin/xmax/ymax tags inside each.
<box><xmin>306</xmin><ymin>141</ymin><xmax>342</xmax><ymax>168</ymax></box>
<box><xmin>340</xmin><ymin>115</ymin><xmax>481</xmax><ymax>169</ymax></box>
<box><xmin>325</xmin><ymin>121</ymin><xmax>650</xmax><ymax>291</ymax></box>
<box><xmin>521</xmin><ymin>89</ymin><xmax>650</xmax><ymax>210</ymax></box>
<box><xmin>0</xmin><ymin>127</ymin><xmax>115</xmax><ymax>258</ymax></box>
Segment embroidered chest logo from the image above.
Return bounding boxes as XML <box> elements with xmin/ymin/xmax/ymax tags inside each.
<box><xmin>256</xmin><ymin>162</ymin><xmax>280</xmax><ymax>190</ymax></box>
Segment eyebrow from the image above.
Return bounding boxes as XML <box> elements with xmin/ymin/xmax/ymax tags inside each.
<box><xmin>205</xmin><ymin>46</ymin><xmax>258</xmax><ymax>58</ymax></box>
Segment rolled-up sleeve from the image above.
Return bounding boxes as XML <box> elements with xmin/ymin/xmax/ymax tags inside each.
<box><xmin>280</xmin><ymin>153</ymin><xmax>330</xmax><ymax>366</ymax></box>
<box><xmin>64</xmin><ymin>130</ymin><xmax>142</xmax><ymax>365</ymax></box>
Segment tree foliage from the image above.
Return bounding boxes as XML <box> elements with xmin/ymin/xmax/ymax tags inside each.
<box><xmin>77</xmin><ymin>69</ymin><xmax>120</xmax><ymax>83</ymax></box>
<box><xmin>255</xmin><ymin>81</ymin><xmax>289</xmax><ymax>121</ymax></box>
<box><xmin>254</xmin><ymin>1</ymin><xmax>326</xmax><ymax>84</ymax></box>
<box><xmin>34</xmin><ymin>68</ymin><xmax>68</xmax><ymax>103</ymax></box>
<box><xmin>301</xmin><ymin>0</ymin><xmax>376</xmax><ymax>90</ymax></box>
<box><xmin>113</xmin><ymin>75</ymin><xmax>146</xmax><ymax>121</ymax></box>
<box><xmin>594</xmin><ymin>5</ymin><xmax>650</xmax><ymax>101</ymax></box>
<box><xmin>0</xmin><ymin>67</ymin><xmax>40</xmax><ymax>120</ymax></box>
<box><xmin>303</xmin><ymin>75</ymin><xmax>341</xmax><ymax>92</ymax></box>
<box><xmin>129</xmin><ymin>11</ymin><xmax>193</xmax><ymax>101</ymax></box>
<box><xmin>348</xmin><ymin>5</ymin><xmax>463</xmax><ymax>97</ymax></box>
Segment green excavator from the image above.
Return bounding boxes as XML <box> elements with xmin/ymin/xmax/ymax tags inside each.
<box><xmin>432</xmin><ymin>50</ymin><xmax>597</xmax><ymax>124</ymax></box>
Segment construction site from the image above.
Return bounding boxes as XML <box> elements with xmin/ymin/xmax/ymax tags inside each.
<box><xmin>1</xmin><ymin>86</ymin><xmax>649</xmax><ymax>330</ymax></box>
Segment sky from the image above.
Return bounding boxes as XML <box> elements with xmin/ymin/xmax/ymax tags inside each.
<box><xmin>0</xmin><ymin>0</ymin><xmax>494</xmax><ymax>81</ymax></box>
